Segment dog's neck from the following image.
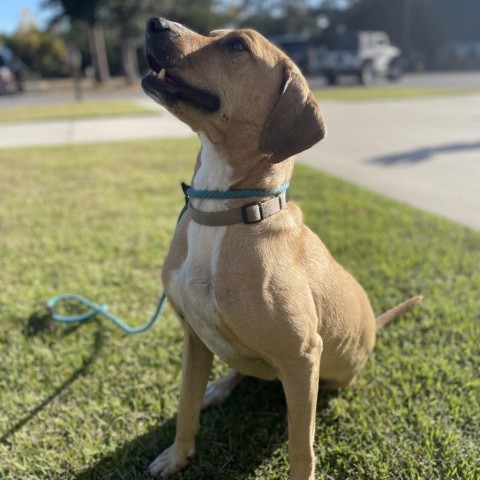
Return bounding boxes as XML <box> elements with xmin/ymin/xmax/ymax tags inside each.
<box><xmin>190</xmin><ymin>133</ymin><xmax>233</xmax><ymax>213</ymax></box>
<box><xmin>193</xmin><ymin>133</ymin><xmax>233</xmax><ymax>192</ymax></box>
<box><xmin>193</xmin><ymin>132</ymin><xmax>294</xmax><ymax>207</ymax></box>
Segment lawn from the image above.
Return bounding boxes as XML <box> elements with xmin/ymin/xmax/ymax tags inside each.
<box><xmin>0</xmin><ymin>100</ymin><xmax>157</xmax><ymax>123</ymax></box>
<box><xmin>0</xmin><ymin>138</ymin><xmax>478</xmax><ymax>480</ymax></box>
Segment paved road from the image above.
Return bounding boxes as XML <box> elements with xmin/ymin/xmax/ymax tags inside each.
<box><xmin>2</xmin><ymin>71</ymin><xmax>480</xmax><ymax>109</ymax></box>
<box><xmin>308</xmin><ymin>70</ymin><xmax>480</xmax><ymax>89</ymax></box>
<box><xmin>299</xmin><ymin>94</ymin><xmax>480</xmax><ymax>230</ymax></box>
<box><xmin>1</xmin><ymin>92</ymin><xmax>479</xmax><ymax>230</ymax></box>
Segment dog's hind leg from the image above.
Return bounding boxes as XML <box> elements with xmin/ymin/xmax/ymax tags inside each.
<box><xmin>202</xmin><ymin>369</ymin><xmax>244</xmax><ymax>409</ymax></box>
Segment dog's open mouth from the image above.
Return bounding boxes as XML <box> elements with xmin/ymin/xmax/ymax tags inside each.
<box><xmin>142</xmin><ymin>52</ymin><xmax>220</xmax><ymax>113</ymax></box>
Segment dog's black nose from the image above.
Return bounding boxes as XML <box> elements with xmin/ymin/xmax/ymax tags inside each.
<box><xmin>147</xmin><ymin>17</ymin><xmax>170</xmax><ymax>34</ymax></box>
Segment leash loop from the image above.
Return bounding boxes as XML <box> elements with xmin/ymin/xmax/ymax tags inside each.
<box><xmin>47</xmin><ymin>292</ymin><xmax>167</xmax><ymax>334</ymax></box>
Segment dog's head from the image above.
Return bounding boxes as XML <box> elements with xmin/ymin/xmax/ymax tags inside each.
<box><xmin>142</xmin><ymin>18</ymin><xmax>326</xmax><ymax>163</ymax></box>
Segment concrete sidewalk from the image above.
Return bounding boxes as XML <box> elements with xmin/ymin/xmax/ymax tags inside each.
<box><xmin>1</xmin><ymin>96</ymin><xmax>479</xmax><ymax>230</ymax></box>
<box><xmin>0</xmin><ymin>109</ymin><xmax>193</xmax><ymax>148</ymax></box>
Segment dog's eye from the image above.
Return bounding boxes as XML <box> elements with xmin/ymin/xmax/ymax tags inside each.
<box><xmin>228</xmin><ymin>38</ymin><xmax>248</xmax><ymax>52</ymax></box>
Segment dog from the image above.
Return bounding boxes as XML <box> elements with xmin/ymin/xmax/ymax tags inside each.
<box><xmin>142</xmin><ymin>17</ymin><xmax>421</xmax><ymax>480</ymax></box>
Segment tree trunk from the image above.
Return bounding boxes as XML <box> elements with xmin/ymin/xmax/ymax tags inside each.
<box><xmin>121</xmin><ymin>34</ymin><xmax>140</xmax><ymax>85</ymax></box>
<box><xmin>87</xmin><ymin>21</ymin><xmax>110</xmax><ymax>84</ymax></box>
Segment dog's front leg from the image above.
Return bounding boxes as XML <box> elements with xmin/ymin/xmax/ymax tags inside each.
<box><xmin>148</xmin><ymin>324</ymin><xmax>213</xmax><ymax>478</ymax></box>
<box><xmin>279</xmin><ymin>337</ymin><xmax>322</xmax><ymax>480</ymax></box>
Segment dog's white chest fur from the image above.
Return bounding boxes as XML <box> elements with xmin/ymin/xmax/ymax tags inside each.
<box><xmin>168</xmin><ymin>134</ymin><xmax>239</xmax><ymax>361</ymax></box>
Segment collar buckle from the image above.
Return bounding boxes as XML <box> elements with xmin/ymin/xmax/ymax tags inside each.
<box><xmin>241</xmin><ymin>201</ymin><xmax>265</xmax><ymax>225</ymax></box>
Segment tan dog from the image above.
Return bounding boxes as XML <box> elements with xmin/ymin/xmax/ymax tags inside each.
<box><xmin>142</xmin><ymin>17</ymin><xmax>421</xmax><ymax>480</ymax></box>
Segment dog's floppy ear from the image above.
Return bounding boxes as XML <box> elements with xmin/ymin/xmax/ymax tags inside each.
<box><xmin>260</xmin><ymin>63</ymin><xmax>326</xmax><ymax>163</ymax></box>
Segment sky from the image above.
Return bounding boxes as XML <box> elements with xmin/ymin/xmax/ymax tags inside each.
<box><xmin>0</xmin><ymin>0</ymin><xmax>51</xmax><ymax>35</ymax></box>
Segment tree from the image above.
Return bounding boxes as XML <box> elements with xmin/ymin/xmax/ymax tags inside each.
<box><xmin>334</xmin><ymin>0</ymin><xmax>443</xmax><ymax>68</ymax></box>
<box><xmin>107</xmin><ymin>0</ymin><xmax>145</xmax><ymax>85</ymax></box>
<box><xmin>43</xmin><ymin>0</ymin><xmax>110</xmax><ymax>83</ymax></box>
<box><xmin>432</xmin><ymin>0</ymin><xmax>480</xmax><ymax>43</ymax></box>
<box><xmin>105</xmin><ymin>0</ymin><xmax>177</xmax><ymax>85</ymax></box>
<box><xmin>2</xmin><ymin>12</ymin><xmax>67</xmax><ymax>78</ymax></box>
<box><xmin>335</xmin><ymin>0</ymin><xmax>480</xmax><ymax>69</ymax></box>
<box><xmin>221</xmin><ymin>0</ymin><xmax>347</xmax><ymax>37</ymax></box>
<box><xmin>166</xmin><ymin>0</ymin><xmax>229</xmax><ymax>34</ymax></box>
<box><xmin>101</xmin><ymin>0</ymin><xmax>222</xmax><ymax>84</ymax></box>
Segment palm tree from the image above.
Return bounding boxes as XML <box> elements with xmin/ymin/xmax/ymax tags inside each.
<box><xmin>43</xmin><ymin>0</ymin><xmax>110</xmax><ymax>83</ymax></box>
<box><xmin>106</xmin><ymin>0</ymin><xmax>166</xmax><ymax>85</ymax></box>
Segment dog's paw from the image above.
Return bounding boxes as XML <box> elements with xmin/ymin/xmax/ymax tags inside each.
<box><xmin>148</xmin><ymin>443</ymin><xmax>194</xmax><ymax>478</ymax></box>
<box><xmin>202</xmin><ymin>381</ymin><xmax>233</xmax><ymax>409</ymax></box>
<box><xmin>202</xmin><ymin>370</ymin><xmax>244</xmax><ymax>409</ymax></box>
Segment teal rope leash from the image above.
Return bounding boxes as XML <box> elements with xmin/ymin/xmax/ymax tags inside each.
<box><xmin>47</xmin><ymin>292</ymin><xmax>167</xmax><ymax>334</ymax></box>
<box><xmin>47</xmin><ymin>182</ymin><xmax>289</xmax><ymax>334</ymax></box>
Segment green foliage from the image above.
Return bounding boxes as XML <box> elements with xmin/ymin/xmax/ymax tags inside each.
<box><xmin>38</xmin><ymin>0</ymin><xmax>225</xmax><ymax>79</ymax></box>
<box><xmin>5</xmin><ymin>0</ymin><xmax>477</xmax><ymax>79</ymax></box>
<box><xmin>107</xmin><ymin>0</ymin><xmax>167</xmax><ymax>37</ymax></box>
<box><xmin>42</xmin><ymin>0</ymin><xmax>100</xmax><ymax>24</ymax></box>
<box><xmin>166</xmin><ymin>0</ymin><xmax>224</xmax><ymax>34</ymax></box>
<box><xmin>3</xmin><ymin>23</ymin><xmax>67</xmax><ymax>77</ymax></box>
<box><xmin>432</xmin><ymin>0</ymin><xmax>480</xmax><ymax>43</ymax></box>
<box><xmin>340</xmin><ymin>0</ymin><xmax>443</xmax><ymax>49</ymax></box>
<box><xmin>232</xmin><ymin>0</ymin><xmax>321</xmax><ymax>36</ymax></box>
<box><xmin>338</xmin><ymin>0</ymin><xmax>480</xmax><ymax>68</ymax></box>
<box><xmin>0</xmin><ymin>139</ymin><xmax>478</xmax><ymax>479</ymax></box>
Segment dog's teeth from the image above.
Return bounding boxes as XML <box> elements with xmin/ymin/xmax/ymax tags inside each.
<box><xmin>158</xmin><ymin>68</ymin><xmax>166</xmax><ymax>80</ymax></box>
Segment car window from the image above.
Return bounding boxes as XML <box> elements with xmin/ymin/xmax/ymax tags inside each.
<box><xmin>327</xmin><ymin>34</ymin><xmax>358</xmax><ymax>51</ymax></box>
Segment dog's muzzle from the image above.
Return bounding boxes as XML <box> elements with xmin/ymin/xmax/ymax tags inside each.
<box><xmin>141</xmin><ymin>18</ymin><xmax>220</xmax><ymax>112</ymax></box>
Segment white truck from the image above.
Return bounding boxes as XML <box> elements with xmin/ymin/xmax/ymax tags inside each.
<box><xmin>322</xmin><ymin>31</ymin><xmax>403</xmax><ymax>85</ymax></box>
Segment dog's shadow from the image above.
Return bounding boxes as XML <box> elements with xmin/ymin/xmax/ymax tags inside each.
<box><xmin>74</xmin><ymin>378</ymin><xmax>337</xmax><ymax>479</ymax></box>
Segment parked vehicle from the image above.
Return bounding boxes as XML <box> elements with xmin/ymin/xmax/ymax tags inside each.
<box><xmin>269</xmin><ymin>35</ymin><xmax>316</xmax><ymax>75</ymax></box>
<box><xmin>0</xmin><ymin>48</ymin><xmax>23</xmax><ymax>94</ymax></box>
<box><xmin>321</xmin><ymin>31</ymin><xmax>402</xmax><ymax>85</ymax></box>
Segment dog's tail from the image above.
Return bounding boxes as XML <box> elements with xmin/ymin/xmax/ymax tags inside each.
<box><xmin>376</xmin><ymin>295</ymin><xmax>423</xmax><ymax>330</ymax></box>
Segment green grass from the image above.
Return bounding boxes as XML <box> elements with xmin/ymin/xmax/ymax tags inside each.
<box><xmin>314</xmin><ymin>85</ymin><xmax>480</xmax><ymax>102</ymax></box>
<box><xmin>0</xmin><ymin>100</ymin><xmax>157</xmax><ymax>123</ymax></box>
<box><xmin>0</xmin><ymin>138</ymin><xmax>479</xmax><ymax>480</ymax></box>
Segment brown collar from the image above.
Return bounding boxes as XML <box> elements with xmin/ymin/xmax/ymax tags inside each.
<box><xmin>188</xmin><ymin>191</ymin><xmax>287</xmax><ymax>226</ymax></box>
